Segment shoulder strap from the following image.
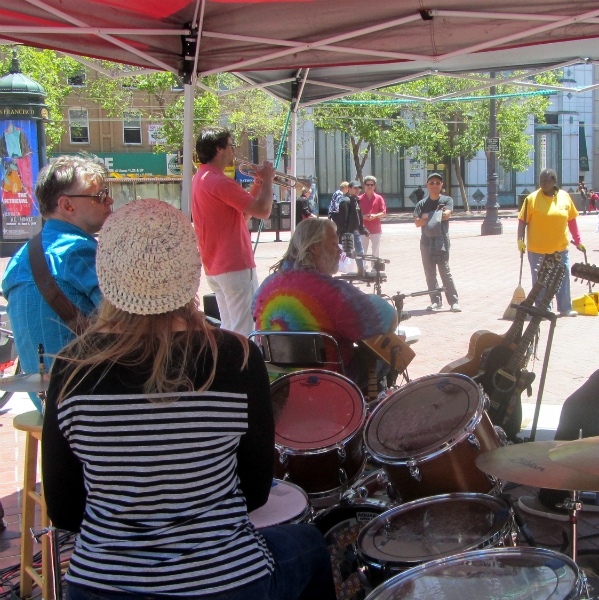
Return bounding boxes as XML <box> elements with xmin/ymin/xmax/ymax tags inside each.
<box><xmin>28</xmin><ymin>231</ymin><xmax>88</xmax><ymax>335</ymax></box>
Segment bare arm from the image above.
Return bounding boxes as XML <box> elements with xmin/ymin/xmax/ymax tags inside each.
<box><xmin>244</xmin><ymin>161</ymin><xmax>276</xmax><ymax>219</ymax></box>
<box><xmin>414</xmin><ymin>214</ymin><xmax>428</xmax><ymax>228</ymax></box>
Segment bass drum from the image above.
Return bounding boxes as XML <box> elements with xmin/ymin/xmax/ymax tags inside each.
<box><xmin>356</xmin><ymin>493</ymin><xmax>513</xmax><ymax>588</ymax></box>
<box><xmin>271</xmin><ymin>370</ymin><xmax>367</xmax><ymax>506</ymax></box>
<box><xmin>364</xmin><ymin>547</ymin><xmax>584</xmax><ymax>600</ymax></box>
<box><xmin>314</xmin><ymin>498</ymin><xmax>389</xmax><ymax>600</ymax></box>
<box><xmin>248</xmin><ymin>480</ymin><xmax>311</xmax><ymax>529</ymax></box>
<box><xmin>364</xmin><ymin>373</ymin><xmax>500</xmax><ymax>502</ymax></box>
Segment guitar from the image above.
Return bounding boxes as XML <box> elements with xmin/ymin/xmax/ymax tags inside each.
<box><xmin>572</xmin><ymin>262</ymin><xmax>599</xmax><ymax>284</ymax></box>
<box><xmin>360</xmin><ymin>332</ymin><xmax>416</xmax><ymax>400</ymax></box>
<box><xmin>476</xmin><ymin>256</ymin><xmax>565</xmax><ymax>438</ymax></box>
<box><xmin>441</xmin><ymin>255</ymin><xmax>555</xmax><ymax>377</ymax></box>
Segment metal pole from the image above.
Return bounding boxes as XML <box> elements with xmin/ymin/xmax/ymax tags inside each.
<box><xmin>290</xmin><ymin>109</ymin><xmax>298</xmax><ymax>233</ymax></box>
<box><xmin>181</xmin><ymin>83</ymin><xmax>195</xmax><ymax>218</ymax></box>
<box><xmin>481</xmin><ymin>72</ymin><xmax>503</xmax><ymax>236</ymax></box>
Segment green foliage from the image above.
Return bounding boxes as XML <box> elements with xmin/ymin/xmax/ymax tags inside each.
<box><xmin>0</xmin><ymin>45</ymin><xmax>83</xmax><ymax>150</ymax></box>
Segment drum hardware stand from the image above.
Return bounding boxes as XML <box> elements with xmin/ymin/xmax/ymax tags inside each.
<box><xmin>510</xmin><ymin>305</ymin><xmax>558</xmax><ymax>442</ymax></box>
<box><xmin>31</xmin><ymin>526</ymin><xmax>62</xmax><ymax>600</ymax></box>
<box><xmin>498</xmin><ymin>493</ymin><xmax>536</xmax><ymax>547</ymax></box>
<box><xmin>392</xmin><ymin>287</ymin><xmax>445</xmax><ymax>323</ymax></box>
<box><xmin>336</xmin><ymin>255</ymin><xmax>389</xmax><ymax>296</ymax></box>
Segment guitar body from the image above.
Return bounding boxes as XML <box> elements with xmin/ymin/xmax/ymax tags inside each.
<box><xmin>361</xmin><ymin>332</ymin><xmax>415</xmax><ymax>371</ymax></box>
<box><xmin>440</xmin><ymin>330</ymin><xmax>504</xmax><ymax>377</ymax></box>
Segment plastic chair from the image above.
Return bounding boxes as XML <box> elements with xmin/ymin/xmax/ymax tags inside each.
<box><xmin>248</xmin><ymin>330</ymin><xmax>345</xmax><ymax>375</ymax></box>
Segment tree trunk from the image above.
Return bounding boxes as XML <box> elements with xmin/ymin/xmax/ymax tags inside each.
<box><xmin>350</xmin><ymin>136</ymin><xmax>370</xmax><ymax>183</ymax></box>
<box><xmin>453</xmin><ymin>155</ymin><xmax>470</xmax><ymax>212</ymax></box>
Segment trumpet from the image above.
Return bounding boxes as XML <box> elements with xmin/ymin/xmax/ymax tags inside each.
<box><xmin>237</xmin><ymin>160</ymin><xmax>305</xmax><ymax>189</ymax></box>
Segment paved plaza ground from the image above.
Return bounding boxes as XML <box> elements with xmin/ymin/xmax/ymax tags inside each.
<box><xmin>2</xmin><ymin>208</ymin><xmax>599</xmax><ymax>591</ymax></box>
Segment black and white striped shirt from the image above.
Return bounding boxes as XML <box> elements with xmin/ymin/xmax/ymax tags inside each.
<box><xmin>42</xmin><ymin>332</ymin><xmax>275</xmax><ymax>596</ymax></box>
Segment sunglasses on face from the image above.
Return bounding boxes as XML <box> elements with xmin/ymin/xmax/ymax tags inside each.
<box><xmin>65</xmin><ymin>187</ymin><xmax>111</xmax><ymax>204</ymax></box>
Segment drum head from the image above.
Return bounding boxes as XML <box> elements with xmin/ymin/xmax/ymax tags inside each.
<box><xmin>366</xmin><ymin>547</ymin><xmax>581</xmax><ymax>600</ymax></box>
<box><xmin>364</xmin><ymin>373</ymin><xmax>481</xmax><ymax>463</ymax></box>
<box><xmin>271</xmin><ymin>370</ymin><xmax>365</xmax><ymax>450</ymax></box>
<box><xmin>358</xmin><ymin>494</ymin><xmax>510</xmax><ymax>568</ymax></box>
<box><xmin>248</xmin><ymin>480</ymin><xmax>309</xmax><ymax>529</ymax></box>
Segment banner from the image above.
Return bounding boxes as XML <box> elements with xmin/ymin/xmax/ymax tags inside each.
<box><xmin>579</xmin><ymin>123</ymin><xmax>589</xmax><ymax>172</ymax></box>
<box><xmin>0</xmin><ymin>118</ymin><xmax>42</xmax><ymax>239</ymax></box>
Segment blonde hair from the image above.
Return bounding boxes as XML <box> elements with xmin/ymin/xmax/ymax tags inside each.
<box><xmin>55</xmin><ymin>298</ymin><xmax>249</xmax><ymax>404</ymax></box>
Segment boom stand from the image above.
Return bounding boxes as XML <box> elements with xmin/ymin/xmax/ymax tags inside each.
<box><xmin>511</xmin><ymin>304</ymin><xmax>558</xmax><ymax>442</ymax></box>
<box><xmin>392</xmin><ymin>288</ymin><xmax>446</xmax><ymax>323</ymax></box>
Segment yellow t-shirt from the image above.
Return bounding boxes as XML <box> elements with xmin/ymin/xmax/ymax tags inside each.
<box><xmin>519</xmin><ymin>189</ymin><xmax>578</xmax><ymax>254</ymax></box>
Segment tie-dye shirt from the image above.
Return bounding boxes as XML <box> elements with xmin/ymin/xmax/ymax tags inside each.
<box><xmin>251</xmin><ymin>262</ymin><xmax>396</xmax><ymax>364</ymax></box>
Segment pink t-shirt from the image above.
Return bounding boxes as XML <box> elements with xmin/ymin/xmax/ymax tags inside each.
<box><xmin>192</xmin><ymin>164</ymin><xmax>256</xmax><ymax>276</ymax></box>
<box><xmin>358</xmin><ymin>192</ymin><xmax>387</xmax><ymax>235</ymax></box>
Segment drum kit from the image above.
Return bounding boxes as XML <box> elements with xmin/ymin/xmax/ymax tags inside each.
<box><xmin>253</xmin><ymin>368</ymin><xmax>599</xmax><ymax>600</ymax></box>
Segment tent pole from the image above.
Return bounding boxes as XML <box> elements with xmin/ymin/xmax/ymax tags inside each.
<box><xmin>181</xmin><ymin>83</ymin><xmax>194</xmax><ymax>217</ymax></box>
<box><xmin>290</xmin><ymin>108</ymin><xmax>297</xmax><ymax>233</ymax></box>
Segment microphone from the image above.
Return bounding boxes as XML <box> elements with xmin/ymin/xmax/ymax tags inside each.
<box><xmin>341</xmin><ymin>233</ymin><xmax>355</xmax><ymax>257</ymax></box>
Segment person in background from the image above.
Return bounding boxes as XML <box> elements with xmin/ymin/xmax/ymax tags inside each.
<box><xmin>518</xmin><ymin>168</ymin><xmax>585</xmax><ymax>317</ymax></box>
<box><xmin>328</xmin><ymin>181</ymin><xmax>349</xmax><ymax>225</ymax></box>
<box><xmin>414</xmin><ymin>185</ymin><xmax>425</xmax><ymax>202</ymax></box>
<box><xmin>42</xmin><ymin>198</ymin><xmax>336</xmax><ymax>600</ymax></box>
<box><xmin>414</xmin><ymin>172</ymin><xmax>461</xmax><ymax>312</ymax></box>
<box><xmin>578</xmin><ymin>179</ymin><xmax>589</xmax><ymax>215</ymax></box>
<box><xmin>2</xmin><ymin>156</ymin><xmax>113</xmax><ymax>413</ymax></box>
<box><xmin>192</xmin><ymin>127</ymin><xmax>275</xmax><ymax>336</ymax></box>
<box><xmin>297</xmin><ymin>186</ymin><xmax>316</xmax><ymax>223</ymax></box>
<box><xmin>359</xmin><ymin>175</ymin><xmax>387</xmax><ymax>258</ymax></box>
<box><xmin>589</xmin><ymin>188</ymin><xmax>598</xmax><ymax>214</ymax></box>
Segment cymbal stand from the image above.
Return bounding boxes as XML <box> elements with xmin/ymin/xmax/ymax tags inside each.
<box><xmin>392</xmin><ymin>287</ymin><xmax>445</xmax><ymax>323</ymax></box>
<box><xmin>511</xmin><ymin>305</ymin><xmax>558</xmax><ymax>442</ymax></box>
<box><xmin>37</xmin><ymin>343</ymin><xmax>48</xmax><ymax>413</ymax></box>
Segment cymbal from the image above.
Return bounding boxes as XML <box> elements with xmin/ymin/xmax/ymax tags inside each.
<box><xmin>0</xmin><ymin>372</ymin><xmax>50</xmax><ymax>393</ymax></box>
<box><xmin>476</xmin><ymin>442</ymin><xmax>599</xmax><ymax>492</ymax></box>
<box><xmin>548</xmin><ymin>437</ymin><xmax>599</xmax><ymax>477</ymax></box>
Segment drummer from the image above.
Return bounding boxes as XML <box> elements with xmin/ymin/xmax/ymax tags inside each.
<box><xmin>252</xmin><ymin>218</ymin><xmax>397</xmax><ymax>392</ymax></box>
<box><xmin>41</xmin><ymin>198</ymin><xmax>336</xmax><ymax>600</ymax></box>
<box><xmin>2</xmin><ymin>157</ymin><xmax>113</xmax><ymax>412</ymax></box>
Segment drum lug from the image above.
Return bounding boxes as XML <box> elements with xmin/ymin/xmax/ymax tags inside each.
<box><xmin>336</xmin><ymin>444</ymin><xmax>346</xmax><ymax>462</ymax></box>
<box><xmin>467</xmin><ymin>433</ymin><xmax>481</xmax><ymax>450</ymax></box>
<box><xmin>481</xmin><ymin>389</ymin><xmax>490</xmax><ymax>411</ymax></box>
<box><xmin>282</xmin><ymin>472</ymin><xmax>291</xmax><ymax>482</ymax></box>
<box><xmin>279</xmin><ymin>451</ymin><xmax>289</xmax><ymax>466</ymax></box>
<box><xmin>407</xmin><ymin>460</ymin><xmax>421</xmax><ymax>482</ymax></box>
<box><xmin>494</xmin><ymin>425</ymin><xmax>509</xmax><ymax>446</ymax></box>
<box><xmin>339</xmin><ymin>468</ymin><xmax>348</xmax><ymax>491</ymax></box>
<box><xmin>386</xmin><ymin>482</ymin><xmax>401</xmax><ymax>504</ymax></box>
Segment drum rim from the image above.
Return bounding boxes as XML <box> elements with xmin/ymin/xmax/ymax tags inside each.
<box><xmin>272</xmin><ymin>369</ymin><xmax>367</xmax><ymax>451</ymax></box>
<box><xmin>356</xmin><ymin>492</ymin><xmax>512</xmax><ymax>567</ymax></box>
<box><xmin>364</xmin><ymin>373</ymin><xmax>484</xmax><ymax>464</ymax></box>
<box><xmin>365</xmin><ymin>547</ymin><xmax>582</xmax><ymax>600</ymax></box>
<box><xmin>248</xmin><ymin>479</ymin><xmax>311</xmax><ymax>528</ymax></box>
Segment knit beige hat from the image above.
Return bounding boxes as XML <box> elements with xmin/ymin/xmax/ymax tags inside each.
<box><xmin>97</xmin><ymin>198</ymin><xmax>201</xmax><ymax>315</ymax></box>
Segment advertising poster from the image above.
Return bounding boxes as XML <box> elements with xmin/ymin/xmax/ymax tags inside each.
<box><xmin>0</xmin><ymin>118</ymin><xmax>42</xmax><ymax>239</ymax></box>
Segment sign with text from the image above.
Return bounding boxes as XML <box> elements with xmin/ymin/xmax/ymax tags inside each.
<box><xmin>485</xmin><ymin>137</ymin><xmax>500</xmax><ymax>152</ymax></box>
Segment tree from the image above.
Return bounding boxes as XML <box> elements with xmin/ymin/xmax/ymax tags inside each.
<box><xmin>312</xmin><ymin>93</ymin><xmax>404</xmax><ymax>183</ymax></box>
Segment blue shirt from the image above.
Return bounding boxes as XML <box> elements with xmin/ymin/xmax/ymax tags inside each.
<box><xmin>2</xmin><ymin>219</ymin><xmax>102</xmax><ymax>412</ymax></box>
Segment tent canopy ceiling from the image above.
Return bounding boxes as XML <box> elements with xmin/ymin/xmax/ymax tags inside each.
<box><xmin>2</xmin><ymin>0</ymin><xmax>599</xmax><ymax>103</ymax></box>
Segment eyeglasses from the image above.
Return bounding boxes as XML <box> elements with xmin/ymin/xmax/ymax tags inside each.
<box><xmin>65</xmin><ymin>187</ymin><xmax>111</xmax><ymax>204</ymax></box>
<box><xmin>427</xmin><ymin>181</ymin><xmax>443</xmax><ymax>185</ymax></box>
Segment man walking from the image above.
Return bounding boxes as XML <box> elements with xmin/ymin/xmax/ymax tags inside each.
<box><xmin>337</xmin><ymin>180</ymin><xmax>369</xmax><ymax>274</ymax></box>
<box><xmin>413</xmin><ymin>172</ymin><xmax>461</xmax><ymax>312</ymax></box>
<box><xmin>192</xmin><ymin>127</ymin><xmax>275</xmax><ymax>336</ymax></box>
<box><xmin>359</xmin><ymin>175</ymin><xmax>386</xmax><ymax>257</ymax></box>
<box><xmin>2</xmin><ymin>156</ymin><xmax>113</xmax><ymax>412</ymax></box>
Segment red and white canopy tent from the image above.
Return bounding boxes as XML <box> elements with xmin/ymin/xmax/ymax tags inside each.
<box><xmin>2</xmin><ymin>0</ymin><xmax>599</xmax><ymax>215</ymax></box>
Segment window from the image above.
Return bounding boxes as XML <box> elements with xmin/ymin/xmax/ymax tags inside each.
<box><xmin>67</xmin><ymin>72</ymin><xmax>86</xmax><ymax>87</ymax></box>
<box><xmin>123</xmin><ymin>111</ymin><xmax>142</xmax><ymax>145</ymax></box>
<box><xmin>69</xmin><ymin>108</ymin><xmax>90</xmax><ymax>144</ymax></box>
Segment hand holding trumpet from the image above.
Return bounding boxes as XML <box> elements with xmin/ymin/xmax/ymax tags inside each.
<box><xmin>251</xmin><ymin>161</ymin><xmax>275</xmax><ymax>184</ymax></box>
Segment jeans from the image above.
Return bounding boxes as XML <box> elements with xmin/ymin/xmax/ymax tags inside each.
<box><xmin>527</xmin><ymin>250</ymin><xmax>571</xmax><ymax>313</ymax></box>
<box><xmin>353</xmin><ymin>233</ymin><xmax>365</xmax><ymax>274</ymax></box>
<box><xmin>65</xmin><ymin>524</ymin><xmax>336</xmax><ymax>600</ymax></box>
<box><xmin>420</xmin><ymin>245</ymin><xmax>458</xmax><ymax>306</ymax></box>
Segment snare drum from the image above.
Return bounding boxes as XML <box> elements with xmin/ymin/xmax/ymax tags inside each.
<box><xmin>248</xmin><ymin>480</ymin><xmax>311</xmax><ymax>529</ymax></box>
<box><xmin>314</xmin><ymin>498</ymin><xmax>388</xmax><ymax>600</ymax></box>
<box><xmin>356</xmin><ymin>493</ymin><xmax>512</xmax><ymax>587</ymax></box>
<box><xmin>364</xmin><ymin>373</ymin><xmax>500</xmax><ymax>502</ymax></box>
<box><xmin>365</xmin><ymin>547</ymin><xmax>584</xmax><ymax>600</ymax></box>
<box><xmin>271</xmin><ymin>370</ymin><xmax>367</xmax><ymax>504</ymax></box>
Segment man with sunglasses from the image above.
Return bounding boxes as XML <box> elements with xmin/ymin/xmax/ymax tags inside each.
<box><xmin>359</xmin><ymin>175</ymin><xmax>386</xmax><ymax>258</ymax></box>
<box><xmin>413</xmin><ymin>172</ymin><xmax>461</xmax><ymax>312</ymax></box>
<box><xmin>2</xmin><ymin>156</ymin><xmax>113</xmax><ymax>413</ymax></box>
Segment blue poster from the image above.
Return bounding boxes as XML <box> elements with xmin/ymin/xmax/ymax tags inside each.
<box><xmin>0</xmin><ymin>118</ymin><xmax>42</xmax><ymax>239</ymax></box>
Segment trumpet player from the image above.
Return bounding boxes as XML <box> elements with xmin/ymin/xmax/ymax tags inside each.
<box><xmin>192</xmin><ymin>127</ymin><xmax>275</xmax><ymax>336</ymax></box>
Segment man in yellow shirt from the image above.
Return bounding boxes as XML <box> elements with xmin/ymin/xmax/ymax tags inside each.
<box><xmin>517</xmin><ymin>168</ymin><xmax>585</xmax><ymax>317</ymax></box>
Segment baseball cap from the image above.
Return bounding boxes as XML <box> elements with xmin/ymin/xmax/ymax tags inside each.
<box><xmin>427</xmin><ymin>172</ymin><xmax>443</xmax><ymax>182</ymax></box>
<box><xmin>349</xmin><ymin>180</ymin><xmax>362</xmax><ymax>188</ymax></box>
